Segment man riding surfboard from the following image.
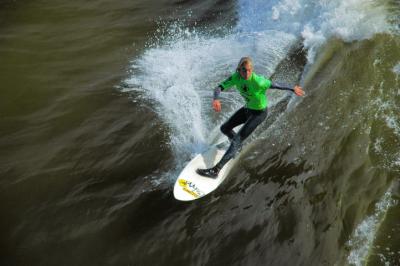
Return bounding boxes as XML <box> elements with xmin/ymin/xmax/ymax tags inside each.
<box><xmin>196</xmin><ymin>57</ymin><xmax>305</xmax><ymax>178</ymax></box>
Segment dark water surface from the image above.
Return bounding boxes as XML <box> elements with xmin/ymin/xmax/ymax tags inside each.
<box><xmin>1</xmin><ymin>0</ymin><xmax>399</xmax><ymax>265</ymax></box>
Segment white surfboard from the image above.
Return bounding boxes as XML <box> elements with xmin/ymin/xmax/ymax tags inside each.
<box><xmin>173</xmin><ymin>142</ymin><xmax>236</xmax><ymax>201</ymax></box>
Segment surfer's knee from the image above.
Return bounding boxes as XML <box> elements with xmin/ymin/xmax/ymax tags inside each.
<box><xmin>220</xmin><ymin>123</ymin><xmax>229</xmax><ymax>134</ymax></box>
<box><xmin>220</xmin><ymin>124</ymin><xmax>236</xmax><ymax>140</ymax></box>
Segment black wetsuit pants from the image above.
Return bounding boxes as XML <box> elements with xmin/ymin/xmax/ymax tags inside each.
<box><xmin>215</xmin><ymin>107</ymin><xmax>268</xmax><ymax>169</ymax></box>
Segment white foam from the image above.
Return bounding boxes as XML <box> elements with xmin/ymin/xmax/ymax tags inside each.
<box><xmin>385</xmin><ymin>116</ymin><xmax>400</xmax><ymax>136</ymax></box>
<box><xmin>271</xmin><ymin>0</ymin><xmax>301</xmax><ymax>20</ymax></box>
<box><xmin>393</xmin><ymin>62</ymin><xmax>400</xmax><ymax>75</ymax></box>
<box><xmin>347</xmin><ymin>187</ymin><xmax>398</xmax><ymax>266</ymax></box>
<box><xmin>237</xmin><ymin>0</ymin><xmax>391</xmax><ymax>62</ymax></box>
<box><xmin>301</xmin><ymin>0</ymin><xmax>390</xmax><ymax>61</ymax></box>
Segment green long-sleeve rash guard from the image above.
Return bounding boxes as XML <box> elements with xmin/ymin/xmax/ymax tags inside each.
<box><xmin>214</xmin><ymin>72</ymin><xmax>294</xmax><ymax>110</ymax></box>
<box><xmin>218</xmin><ymin>72</ymin><xmax>272</xmax><ymax>110</ymax></box>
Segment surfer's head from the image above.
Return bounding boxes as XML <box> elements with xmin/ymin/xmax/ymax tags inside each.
<box><xmin>237</xmin><ymin>57</ymin><xmax>253</xmax><ymax>80</ymax></box>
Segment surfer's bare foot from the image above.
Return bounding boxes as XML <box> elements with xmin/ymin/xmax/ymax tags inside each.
<box><xmin>196</xmin><ymin>167</ymin><xmax>220</xmax><ymax>178</ymax></box>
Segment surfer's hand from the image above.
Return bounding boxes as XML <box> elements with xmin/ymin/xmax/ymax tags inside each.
<box><xmin>212</xmin><ymin>99</ymin><xmax>221</xmax><ymax>112</ymax></box>
<box><xmin>294</xmin><ymin>85</ymin><xmax>305</xmax><ymax>97</ymax></box>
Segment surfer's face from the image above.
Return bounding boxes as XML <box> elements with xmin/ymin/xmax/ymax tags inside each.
<box><xmin>239</xmin><ymin>64</ymin><xmax>252</xmax><ymax>80</ymax></box>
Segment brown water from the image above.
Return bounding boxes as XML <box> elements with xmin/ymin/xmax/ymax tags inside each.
<box><xmin>1</xmin><ymin>1</ymin><xmax>399</xmax><ymax>265</ymax></box>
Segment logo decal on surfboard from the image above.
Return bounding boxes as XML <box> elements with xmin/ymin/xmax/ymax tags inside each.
<box><xmin>178</xmin><ymin>179</ymin><xmax>204</xmax><ymax>198</ymax></box>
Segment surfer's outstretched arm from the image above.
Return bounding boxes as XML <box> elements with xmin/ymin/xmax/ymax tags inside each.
<box><xmin>270</xmin><ymin>83</ymin><xmax>305</xmax><ymax>96</ymax></box>
<box><xmin>270</xmin><ymin>82</ymin><xmax>294</xmax><ymax>91</ymax></box>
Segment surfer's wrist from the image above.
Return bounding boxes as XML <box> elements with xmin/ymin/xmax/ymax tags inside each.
<box><xmin>213</xmin><ymin>86</ymin><xmax>222</xmax><ymax>100</ymax></box>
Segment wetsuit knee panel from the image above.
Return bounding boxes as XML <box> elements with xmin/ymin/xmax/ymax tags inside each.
<box><xmin>220</xmin><ymin>123</ymin><xmax>227</xmax><ymax>133</ymax></box>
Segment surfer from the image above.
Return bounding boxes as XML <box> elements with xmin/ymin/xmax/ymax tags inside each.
<box><xmin>196</xmin><ymin>57</ymin><xmax>305</xmax><ymax>178</ymax></box>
